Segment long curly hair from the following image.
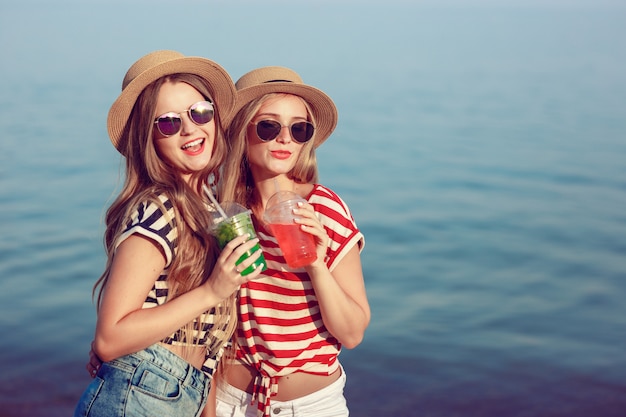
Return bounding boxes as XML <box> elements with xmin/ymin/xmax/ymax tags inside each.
<box><xmin>94</xmin><ymin>74</ymin><xmax>236</xmax><ymax>358</ymax></box>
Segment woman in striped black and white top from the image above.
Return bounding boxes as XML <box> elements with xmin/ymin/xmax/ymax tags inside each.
<box><xmin>212</xmin><ymin>66</ymin><xmax>371</xmax><ymax>417</ymax></box>
<box><xmin>77</xmin><ymin>51</ymin><xmax>264</xmax><ymax>417</ymax></box>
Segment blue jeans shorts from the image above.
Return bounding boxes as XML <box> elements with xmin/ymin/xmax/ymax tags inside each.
<box><xmin>74</xmin><ymin>343</ymin><xmax>209</xmax><ymax>417</ymax></box>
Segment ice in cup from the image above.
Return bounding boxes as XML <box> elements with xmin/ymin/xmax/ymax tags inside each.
<box><xmin>263</xmin><ymin>191</ymin><xmax>318</xmax><ymax>268</ymax></box>
<box><xmin>210</xmin><ymin>202</ymin><xmax>267</xmax><ymax>276</ymax></box>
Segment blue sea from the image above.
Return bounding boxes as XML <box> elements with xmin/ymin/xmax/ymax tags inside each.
<box><xmin>1</xmin><ymin>1</ymin><xmax>625</xmax><ymax>416</ymax></box>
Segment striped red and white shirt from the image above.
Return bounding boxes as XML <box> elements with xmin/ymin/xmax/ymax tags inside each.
<box><xmin>233</xmin><ymin>184</ymin><xmax>364</xmax><ymax>417</ymax></box>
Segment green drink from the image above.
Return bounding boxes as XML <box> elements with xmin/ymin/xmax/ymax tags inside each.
<box><xmin>211</xmin><ymin>203</ymin><xmax>267</xmax><ymax>276</ymax></box>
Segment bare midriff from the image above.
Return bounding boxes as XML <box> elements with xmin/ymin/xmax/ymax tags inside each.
<box><xmin>159</xmin><ymin>342</ymin><xmax>206</xmax><ymax>371</ymax></box>
<box><xmin>222</xmin><ymin>361</ymin><xmax>341</xmax><ymax>401</ymax></box>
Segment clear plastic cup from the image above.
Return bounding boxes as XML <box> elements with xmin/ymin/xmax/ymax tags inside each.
<box><xmin>263</xmin><ymin>191</ymin><xmax>317</xmax><ymax>268</ymax></box>
<box><xmin>210</xmin><ymin>202</ymin><xmax>267</xmax><ymax>276</ymax></box>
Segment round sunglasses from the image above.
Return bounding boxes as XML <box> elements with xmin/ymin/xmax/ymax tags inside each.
<box><xmin>252</xmin><ymin>119</ymin><xmax>315</xmax><ymax>144</ymax></box>
<box><xmin>153</xmin><ymin>100</ymin><xmax>214</xmax><ymax>137</ymax></box>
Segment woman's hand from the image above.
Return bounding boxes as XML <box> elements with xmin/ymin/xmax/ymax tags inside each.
<box><xmin>86</xmin><ymin>340</ymin><xmax>102</xmax><ymax>378</ymax></box>
<box><xmin>204</xmin><ymin>233</ymin><xmax>264</xmax><ymax>300</ymax></box>
<box><xmin>293</xmin><ymin>202</ymin><xmax>330</xmax><ymax>266</ymax></box>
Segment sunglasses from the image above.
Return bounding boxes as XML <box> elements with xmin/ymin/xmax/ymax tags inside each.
<box><xmin>252</xmin><ymin>119</ymin><xmax>315</xmax><ymax>144</ymax></box>
<box><xmin>153</xmin><ymin>100</ymin><xmax>214</xmax><ymax>137</ymax></box>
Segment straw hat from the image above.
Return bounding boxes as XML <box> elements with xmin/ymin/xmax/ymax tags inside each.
<box><xmin>232</xmin><ymin>66</ymin><xmax>337</xmax><ymax>148</ymax></box>
<box><xmin>107</xmin><ymin>50</ymin><xmax>236</xmax><ymax>154</ymax></box>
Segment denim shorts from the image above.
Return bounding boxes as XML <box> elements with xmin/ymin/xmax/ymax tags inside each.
<box><xmin>215</xmin><ymin>365</ymin><xmax>348</xmax><ymax>417</ymax></box>
<box><xmin>74</xmin><ymin>343</ymin><xmax>209</xmax><ymax>417</ymax></box>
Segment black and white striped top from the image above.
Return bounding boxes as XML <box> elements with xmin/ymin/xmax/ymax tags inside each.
<box><xmin>116</xmin><ymin>193</ymin><xmax>223</xmax><ymax>377</ymax></box>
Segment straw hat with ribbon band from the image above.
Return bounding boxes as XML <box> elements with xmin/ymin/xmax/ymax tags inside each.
<box><xmin>231</xmin><ymin>66</ymin><xmax>338</xmax><ymax>148</ymax></box>
<box><xmin>107</xmin><ymin>50</ymin><xmax>237</xmax><ymax>155</ymax></box>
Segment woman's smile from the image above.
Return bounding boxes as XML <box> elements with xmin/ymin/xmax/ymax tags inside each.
<box><xmin>181</xmin><ymin>138</ymin><xmax>205</xmax><ymax>155</ymax></box>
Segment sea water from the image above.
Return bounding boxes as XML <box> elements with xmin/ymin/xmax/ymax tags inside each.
<box><xmin>1</xmin><ymin>1</ymin><xmax>625</xmax><ymax>416</ymax></box>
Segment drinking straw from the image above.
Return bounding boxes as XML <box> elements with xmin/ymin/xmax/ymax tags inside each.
<box><xmin>202</xmin><ymin>184</ymin><xmax>228</xmax><ymax>219</ymax></box>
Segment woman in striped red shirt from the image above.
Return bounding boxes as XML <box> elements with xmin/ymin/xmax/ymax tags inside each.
<box><xmin>212</xmin><ymin>66</ymin><xmax>371</xmax><ymax>417</ymax></box>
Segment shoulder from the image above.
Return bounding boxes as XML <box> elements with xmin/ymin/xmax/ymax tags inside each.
<box><xmin>310</xmin><ymin>184</ymin><xmax>365</xmax><ymax>263</ymax></box>
<box><xmin>296</xmin><ymin>183</ymin><xmax>349</xmax><ymax>212</ymax></box>
<box><xmin>130</xmin><ymin>193</ymin><xmax>176</xmax><ymax>226</ymax></box>
<box><xmin>310</xmin><ymin>184</ymin><xmax>340</xmax><ymax>199</ymax></box>
<box><xmin>118</xmin><ymin>192</ymin><xmax>178</xmax><ymax>266</ymax></box>
<box><xmin>309</xmin><ymin>184</ymin><xmax>353</xmax><ymax>217</ymax></box>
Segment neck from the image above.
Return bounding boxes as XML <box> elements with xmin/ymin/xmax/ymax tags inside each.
<box><xmin>250</xmin><ymin>175</ymin><xmax>315</xmax><ymax>219</ymax></box>
<box><xmin>253</xmin><ymin>175</ymin><xmax>291</xmax><ymax>210</ymax></box>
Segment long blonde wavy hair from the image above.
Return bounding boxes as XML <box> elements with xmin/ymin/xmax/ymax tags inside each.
<box><xmin>219</xmin><ymin>93</ymin><xmax>319</xmax><ymax>210</ymax></box>
<box><xmin>94</xmin><ymin>74</ymin><xmax>237</xmax><ymax>358</ymax></box>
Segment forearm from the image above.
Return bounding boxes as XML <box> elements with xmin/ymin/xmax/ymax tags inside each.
<box><xmin>95</xmin><ymin>285</ymin><xmax>223</xmax><ymax>361</ymax></box>
<box><xmin>95</xmin><ymin>232</ymin><xmax>257</xmax><ymax>362</ymax></box>
<box><xmin>306</xmin><ymin>250</ymin><xmax>370</xmax><ymax>348</ymax></box>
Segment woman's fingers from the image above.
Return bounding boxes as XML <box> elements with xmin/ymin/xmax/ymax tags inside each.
<box><xmin>213</xmin><ymin>235</ymin><xmax>264</xmax><ymax>290</ymax></box>
<box><xmin>294</xmin><ymin>205</ymin><xmax>328</xmax><ymax>243</ymax></box>
<box><xmin>86</xmin><ymin>341</ymin><xmax>102</xmax><ymax>378</ymax></box>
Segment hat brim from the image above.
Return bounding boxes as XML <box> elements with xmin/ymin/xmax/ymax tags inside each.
<box><xmin>107</xmin><ymin>56</ymin><xmax>236</xmax><ymax>154</ymax></box>
<box><xmin>231</xmin><ymin>83</ymin><xmax>337</xmax><ymax>148</ymax></box>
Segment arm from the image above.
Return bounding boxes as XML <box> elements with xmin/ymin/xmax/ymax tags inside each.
<box><xmin>93</xmin><ymin>233</ymin><xmax>262</xmax><ymax>362</ymax></box>
<box><xmin>296</xmin><ymin>204</ymin><xmax>371</xmax><ymax>349</ymax></box>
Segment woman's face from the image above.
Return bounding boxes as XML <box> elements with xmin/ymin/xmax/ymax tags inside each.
<box><xmin>153</xmin><ymin>80</ymin><xmax>216</xmax><ymax>182</ymax></box>
<box><xmin>246</xmin><ymin>94</ymin><xmax>308</xmax><ymax>180</ymax></box>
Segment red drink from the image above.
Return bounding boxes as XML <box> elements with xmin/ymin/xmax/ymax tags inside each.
<box><xmin>269</xmin><ymin>223</ymin><xmax>317</xmax><ymax>268</ymax></box>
